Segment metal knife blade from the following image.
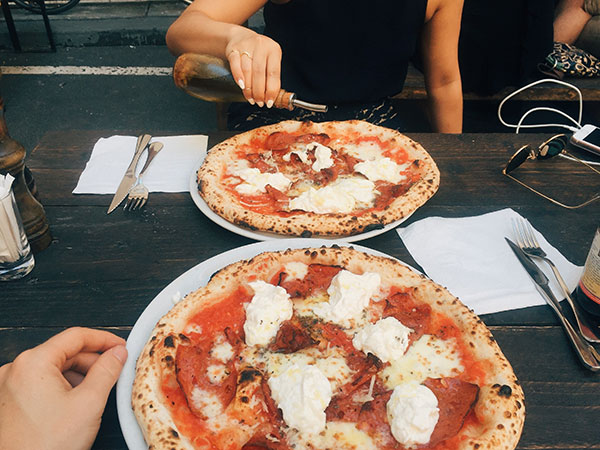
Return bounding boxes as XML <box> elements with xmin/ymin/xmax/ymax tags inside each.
<box><xmin>505</xmin><ymin>238</ymin><xmax>600</xmax><ymax>371</ymax></box>
<box><xmin>107</xmin><ymin>134</ymin><xmax>152</xmax><ymax>214</ymax></box>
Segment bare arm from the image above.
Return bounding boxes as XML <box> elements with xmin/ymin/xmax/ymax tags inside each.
<box><xmin>166</xmin><ymin>0</ymin><xmax>281</xmax><ymax>107</ymax></box>
<box><xmin>421</xmin><ymin>0</ymin><xmax>464</xmax><ymax>133</ymax></box>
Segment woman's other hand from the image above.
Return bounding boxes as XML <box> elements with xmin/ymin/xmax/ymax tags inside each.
<box><xmin>0</xmin><ymin>327</ymin><xmax>127</xmax><ymax>450</ymax></box>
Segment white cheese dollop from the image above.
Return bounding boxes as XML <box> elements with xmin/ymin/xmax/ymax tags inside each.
<box><xmin>244</xmin><ymin>281</ymin><xmax>293</xmax><ymax>347</ymax></box>
<box><xmin>283</xmin><ymin>261</ymin><xmax>309</xmax><ymax>281</ymax></box>
<box><xmin>313</xmin><ymin>270</ymin><xmax>381</xmax><ymax>326</ymax></box>
<box><xmin>352</xmin><ymin>317</ymin><xmax>413</xmax><ymax>363</ymax></box>
<box><xmin>354</xmin><ymin>157</ymin><xmax>408</xmax><ymax>184</ymax></box>
<box><xmin>309</xmin><ymin>142</ymin><xmax>334</xmax><ymax>172</ymax></box>
<box><xmin>267</xmin><ymin>363</ymin><xmax>332</xmax><ymax>435</ymax></box>
<box><xmin>288</xmin><ymin>177</ymin><xmax>377</xmax><ymax>214</ymax></box>
<box><xmin>386</xmin><ymin>382</ymin><xmax>439</xmax><ymax>448</ymax></box>
<box><xmin>232</xmin><ymin>167</ymin><xmax>291</xmax><ymax>195</ymax></box>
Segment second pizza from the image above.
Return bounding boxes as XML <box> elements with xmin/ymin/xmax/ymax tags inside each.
<box><xmin>197</xmin><ymin>120</ymin><xmax>440</xmax><ymax>237</ymax></box>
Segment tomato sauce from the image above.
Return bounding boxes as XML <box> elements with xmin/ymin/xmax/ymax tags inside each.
<box><xmin>161</xmin><ymin>374</ymin><xmax>219</xmax><ymax>449</ymax></box>
<box><xmin>186</xmin><ymin>287</ymin><xmax>250</xmax><ymax>342</ymax></box>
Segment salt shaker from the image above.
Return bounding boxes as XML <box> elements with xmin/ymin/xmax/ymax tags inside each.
<box><xmin>0</xmin><ymin>173</ymin><xmax>34</xmax><ymax>280</ymax></box>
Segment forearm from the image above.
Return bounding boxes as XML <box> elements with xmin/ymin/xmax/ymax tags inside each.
<box><xmin>166</xmin><ymin>11</ymin><xmax>255</xmax><ymax>57</ymax></box>
<box><xmin>426</xmin><ymin>79</ymin><xmax>463</xmax><ymax>133</ymax></box>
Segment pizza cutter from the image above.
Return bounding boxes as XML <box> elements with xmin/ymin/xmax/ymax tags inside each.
<box><xmin>173</xmin><ymin>53</ymin><xmax>328</xmax><ymax>112</ymax></box>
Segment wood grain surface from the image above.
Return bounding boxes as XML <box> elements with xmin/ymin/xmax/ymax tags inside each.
<box><xmin>0</xmin><ymin>130</ymin><xmax>599</xmax><ymax>450</ymax></box>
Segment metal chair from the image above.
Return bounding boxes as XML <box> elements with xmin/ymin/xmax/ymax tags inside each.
<box><xmin>1</xmin><ymin>0</ymin><xmax>56</xmax><ymax>52</ymax></box>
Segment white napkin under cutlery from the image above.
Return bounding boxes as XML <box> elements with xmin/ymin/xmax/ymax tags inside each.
<box><xmin>73</xmin><ymin>135</ymin><xmax>209</xmax><ymax>194</ymax></box>
<box><xmin>396</xmin><ymin>208</ymin><xmax>583</xmax><ymax>315</ymax></box>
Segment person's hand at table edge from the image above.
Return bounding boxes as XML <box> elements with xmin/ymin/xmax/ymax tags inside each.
<box><xmin>0</xmin><ymin>327</ymin><xmax>127</xmax><ymax>450</ymax></box>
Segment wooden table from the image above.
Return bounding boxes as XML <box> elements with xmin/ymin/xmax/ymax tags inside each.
<box><xmin>1</xmin><ymin>131</ymin><xmax>599</xmax><ymax>449</ymax></box>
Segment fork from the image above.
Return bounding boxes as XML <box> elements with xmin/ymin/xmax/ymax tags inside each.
<box><xmin>513</xmin><ymin>217</ymin><xmax>600</xmax><ymax>343</ymax></box>
<box><xmin>125</xmin><ymin>142</ymin><xmax>164</xmax><ymax>210</ymax></box>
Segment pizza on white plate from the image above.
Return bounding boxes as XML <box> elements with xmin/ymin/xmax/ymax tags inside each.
<box><xmin>132</xmin><ymin>246</ymin><xmax>525</xmax><ymax>450</ymax></box>
<box><xmin>197</xmin><ymin>120</ymin><xmax>439</xmax><ymax>237</ymax></box>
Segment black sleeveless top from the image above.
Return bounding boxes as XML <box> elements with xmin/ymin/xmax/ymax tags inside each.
<box><xmin>263</xmin><ymin>0</ymin><xmax>427</xmax><ymax>104</ymax></box>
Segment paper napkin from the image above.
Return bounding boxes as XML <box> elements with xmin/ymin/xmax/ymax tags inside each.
<box><xmin>396</xmin><ymin>208</ymin><xmax>583</xmax><ymax>315</ymax></box>
<box><xmin>73</xmin><ymin>135</ymin><xmax>209</xmax><ymax>194</ymax></box>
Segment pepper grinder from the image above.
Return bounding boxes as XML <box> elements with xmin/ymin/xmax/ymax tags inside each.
<box><xmin>0</xmin><ymin>95</ymin><xmax>52</xmax><ymax>253</ymax></box>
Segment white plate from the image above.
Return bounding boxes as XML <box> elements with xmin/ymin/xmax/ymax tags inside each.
<box><xmin>188</xmin><ymin>160</ymin><xmax>413</xmax><ymax>243</ymax></box>
<box><xmin>116</xmin><ymin>239</ymin><xmax>415</xmax><ymax>450</ymax></box>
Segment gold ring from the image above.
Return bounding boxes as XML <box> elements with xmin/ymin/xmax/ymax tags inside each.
<box><xmin>227</xmin><ymin>49</ymin><xmax>240</xmax><ymax>57</ymax></box>
<box><xmin>241</xmin><ymin>51</ymin><xmax>253</xmax><ymax>59</ymax></box>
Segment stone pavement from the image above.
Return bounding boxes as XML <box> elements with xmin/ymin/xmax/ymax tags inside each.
<box><xmin>1</xmin><ymin>0</ymin><xmax>265</xmax><ymax>51</ymax></box>
<box><xmin>1</xmin><ymin>0</ymin><xmax>185</xmax><ymax>51</ymax></box>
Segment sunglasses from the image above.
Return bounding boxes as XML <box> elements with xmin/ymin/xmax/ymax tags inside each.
<box><xmin>503</xmin><ymin>134</ymin><xmax>600</xmax><ymax>209</ymax></box>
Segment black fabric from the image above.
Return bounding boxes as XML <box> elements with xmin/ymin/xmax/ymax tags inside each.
<box><xmin>458</xmin><ymin>0</ymin><xmax>554</xmax><ymax>95</ymax></box>
<box><xmin>263</xmin><ymin>0</ymin><xmax>427</xmax><ymax>104</ymax></box>
<box><xmin>227</xmin><ymin>98</ymin><xmax>410</xmax><ymax>132</ymax></box>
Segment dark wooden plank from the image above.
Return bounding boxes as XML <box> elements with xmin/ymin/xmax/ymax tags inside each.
<box><xmin>1</xmin><ymin>202</ymin><xmax>595</xmax><ymax>327</ymax></box>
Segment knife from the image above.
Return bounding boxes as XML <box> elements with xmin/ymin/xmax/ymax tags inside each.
<box><xmin>505</xmin><ymin>238</ymin><xmax>600</xmax><ymax>371</ymax></box>
<box><xmin>107</xmin><ymin>134</ymin><xmax>152</xmax><ymax>214</ymax></box>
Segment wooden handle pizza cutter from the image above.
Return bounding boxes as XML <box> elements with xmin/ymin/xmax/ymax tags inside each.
<box><xmin>172</xmin><ymin>53</ymin><xmax>328</xmax><ymax>112</ymax></box>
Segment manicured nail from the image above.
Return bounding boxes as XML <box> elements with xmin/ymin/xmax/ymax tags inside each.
<box><xmin>267</xmin><ymin>99</ymin><xmax>274</xmax><ymax>108</ymax></box>
<box><xmin>257</xmin><ymin>101</ymin><xmax>264</xmax><ymax>107</ymax></box>
<box><xmin>248</xmin><ymin>98</ymin><xmax>255</xmax><ymax>105</ymax></box>
<box><xmin>237</xmin><ymin>79</ymin><xmax>245</xmax><ymax>90</ymax></box>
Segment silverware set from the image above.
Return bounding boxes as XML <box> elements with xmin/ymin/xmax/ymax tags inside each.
<box><xmin>507</xmin><ymin>218</ymin><xmax>600</xmax><ymax>371</ymax></box>
<box><xmin>107</xmin><ymin>134</ymin><xmax>163</xmax><ymax>214</ymax></box>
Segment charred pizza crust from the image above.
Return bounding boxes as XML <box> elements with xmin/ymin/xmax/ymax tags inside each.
<box><xmin>132</xmin><ymin>246</ymin><xmax>524</xmax><ymax>450</ymax></box>
<box><xmin>197</xmin><ymin>120</ymin><xmax>439</xmax><ymax>237</ymax></box>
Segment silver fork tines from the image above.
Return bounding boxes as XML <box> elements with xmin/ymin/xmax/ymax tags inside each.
<box><xmin>124</xmin><ymin>141</ymin><xmax>163</xmax><ymax>211</ymax></box>
<box><xmin>125</xmin><ymin>182</ymin><xmax>148</xmax><ymax>210</ymax></box>
<box><xmin>513</xmin><ymin>217</ymin><xmax>600</xmax><ymax>343</ymax></box>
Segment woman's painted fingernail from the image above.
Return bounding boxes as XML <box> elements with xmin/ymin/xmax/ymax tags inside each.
<box><xmin>237</xmin><ymin>79</ymin><xmax>245</xmax><ymax>90</ymax></box>
<box><xmin>267</xmin><ymin>99</ymin><xmax>274</xmax><ymax>108</ymax></box>
<box><xmin>257</xmin><ymin>101</ymin><xmax>264</xmax><ymax>107</ymax></box>
<box><xmin>248</xmin><ymin>98</ymin><xmax>255</xmax><ymax>105</ymax></box>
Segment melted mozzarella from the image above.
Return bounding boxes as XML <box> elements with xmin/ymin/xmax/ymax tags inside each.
<box><xmin>244</xmin><ymin>281</ymin><xmax>293</xmax><ymax>347</ymax></box>
<box><xmin>286</xmin><ymin>422</ymin><xmax>378</xmax><ymax>450</ymax></box>
<box><xmin>206</xmin><ymin>364</ymin><xmax>229</xmax><ymax>384</ymax></box>
<box><xmin>190</xmin><ymin>387</ymin><xmax>223</xmax><ymax>418</ymax></box>
<box><xmin>268</xmin><ymin>364</ymin><xmax>332</xmax><ymax>435</ymax></box>
<box><xmin>341</xmin><ymin>140</ymin><xmax>386</xmax><ymax>161</ymax></box>
<box><xmin>354</xmin><ymin>157</ymin><xmax>409</xmax><ymax>184</ymax></box>
<box><xmin>240</xmin><ymin>345</ymin><xmax>353</xmax><ymax>393</ymax></box>
<box><xmin>382</xmin><ymin>334</ymin><xmax>463</xmax><ymax>388</ymax></box>
<box><xmin>231</xmin><ymin>168</ymin><xmax>291</xmax><ymax>195</ymax></box>
<box><xmin>282</xmin><ymin>147</ymin><xmax>310</xmax><ymax>164</ymax></box>
<box><xmin>288</xmin><ymin>177</ymin><xmax>377</xmax><ymax>214</ymax></box>
<box><xmin>313</xmin><ymin>270</ymin><xmax>381</xmax><ymax>326</ymax></box>
<box><xmin>352</xmin><ymin>317</ymin><xmax>412</xmax><ymax>363</ymax></box>
<box><xmin>309</xmin><ymin>142</ymin><xmax>334</xmax><ymax>172</ymax></box>
<box><xmin>387</xmin><ymin>382</ymin><xmax>439</xmax><ymax>448</ymax></box>
<box><xmin>210</xmin><ymin>336</ymin><xmax>234</xmax><ymax>363</ymax></box>
<box><xmin>283</xmin><ymin>261</ymin><xmax>308</xmax><ymax>281</ymax></box>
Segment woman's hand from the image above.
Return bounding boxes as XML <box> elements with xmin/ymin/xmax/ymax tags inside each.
<box><xmin>225</xmin><ymin>28</ymin><xmax>282</xmax><ymax>108</ymax></box>
<box><xmin>0</xmin><ymin>327</ymin><xmax>127</xmax><ymax>450</ymax></box>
